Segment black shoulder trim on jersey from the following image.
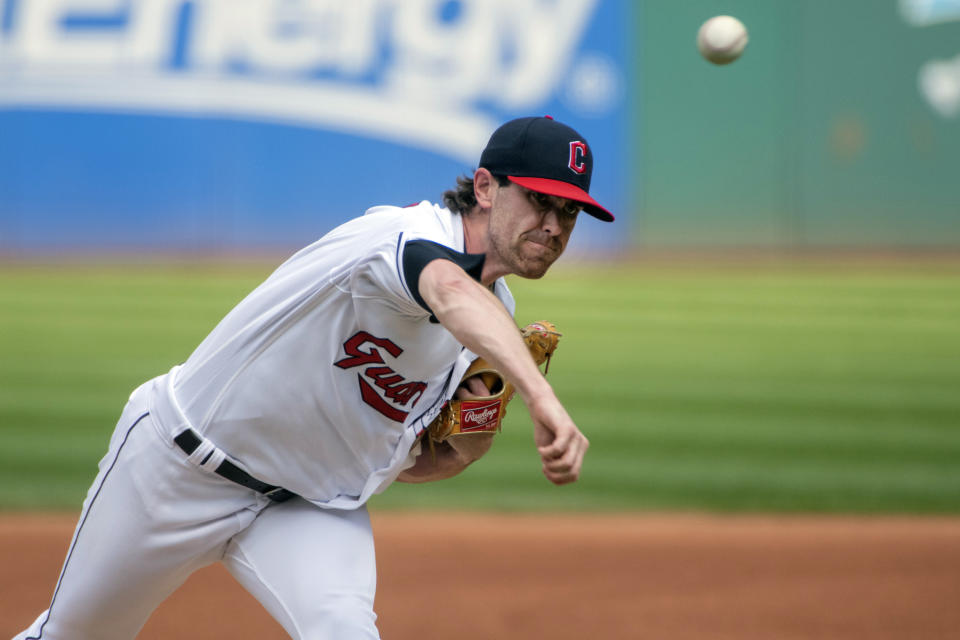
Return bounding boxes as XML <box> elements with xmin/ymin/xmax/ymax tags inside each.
<box><xmin>403</xmin><ymin>239</ymin><xmax>485</xmax><ymax>323</ymax></box>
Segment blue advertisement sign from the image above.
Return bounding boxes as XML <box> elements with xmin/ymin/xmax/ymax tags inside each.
<box><xmin>0</xmin><ymin>0</ymin><xmax>630</xmax><ymax>252</ymax></box>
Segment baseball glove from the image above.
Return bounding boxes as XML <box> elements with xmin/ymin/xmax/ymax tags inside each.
<box><xmin>427</xmin><ymin>321</ymin><xmax>561</xmax><ymax>443</ymax></box>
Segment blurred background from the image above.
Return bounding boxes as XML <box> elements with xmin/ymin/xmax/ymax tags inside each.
<box><xmin>3</xmin><ymin>0</ymin><xmax>960</xmax><ymax>253</ymax></box>
<box><xmin>1</xmin><ymin>0</ymin><xmax>958</xmax><ymax>513</ymax></box>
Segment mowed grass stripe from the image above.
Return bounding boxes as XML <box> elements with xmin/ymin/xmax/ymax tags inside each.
<box><xmin>2</xmin><ymin>260</ymin><xmax>959</xmax><ymax>512</ymax></box>
<box><xmin>499</xmin><ymin>262</ymin><xmax>960</xmax><ymax>512</ymax></box>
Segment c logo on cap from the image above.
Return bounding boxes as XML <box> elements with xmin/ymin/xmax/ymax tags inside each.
<box><xmin>568</xmin><ymin>141</ymin><xmax>587</xmax><ymax>174</ymax></box>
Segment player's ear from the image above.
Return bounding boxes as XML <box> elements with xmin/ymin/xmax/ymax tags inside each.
<box><xmin>473</xmin><ymin>168</ymin><xmax>497</xmax><ymax>211</ymax></box>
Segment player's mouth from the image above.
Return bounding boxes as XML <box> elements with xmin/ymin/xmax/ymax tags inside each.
<box><xmin>522</xmin><ymin>231</ymin><xmax>561</xmax><ymax>253</ymax></box>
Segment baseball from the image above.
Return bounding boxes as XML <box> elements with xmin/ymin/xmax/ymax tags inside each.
<box><xmin>697</xmin><ymin>15</ymin><xmax>748</xmax><ymax>65</ymax></box>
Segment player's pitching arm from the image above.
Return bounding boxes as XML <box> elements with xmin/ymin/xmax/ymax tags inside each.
<box><xmin>400</xmin><ymin>258</ymin><xmax>589</xmax><ymax>486</ymax></box>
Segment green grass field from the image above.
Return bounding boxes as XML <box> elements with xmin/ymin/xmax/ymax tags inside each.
<box><xmin>1</xmin><ymin>257</ymin><xmax>958</xmax><ymax>513</ymax></box>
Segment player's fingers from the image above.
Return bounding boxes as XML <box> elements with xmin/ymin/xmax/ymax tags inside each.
<box><xmin>542</xmin><ymin>455</ymin><xmax>581</xmax><ymax>485</ymax></box>
<box><xmin>542</xmin><ymin>437</ymin><xmax>579</xmax><ymax>471</ymax></box>
<box><xmin>466</xmin><ymin>376</ymin><xmax>491</xmax><ymax>397</ymax></box>
<box><xmin>455</xmin><ymin>375</ymin><xmax>491</xmax><ymax>400</ymax></box>
<box><xmin>537</xmin><ymin>424</ymin><xmax>573</xmax><ymax>459</ymax></box>
<box><xmin>541</xmin><ymin>433</ymin><xmax>589</xmax><ymax>484</ymax></box>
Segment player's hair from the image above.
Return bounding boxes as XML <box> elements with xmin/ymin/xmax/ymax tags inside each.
<box><xmin>442</xmin><ymin>173</ymin><xmax>511</xmax><ymax>215</ymax></box>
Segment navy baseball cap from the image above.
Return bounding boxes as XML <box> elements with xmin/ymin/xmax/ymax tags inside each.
<box><xmin>479</xmin><ymin>116</ymin><xmax>614</xmax><ymax>222</ymax></box>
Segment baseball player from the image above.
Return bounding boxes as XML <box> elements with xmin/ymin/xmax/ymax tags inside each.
<box><xmin>15</xmin><ymin>115</ymin><xmax>613</xmax><ymax>640</ymax></box>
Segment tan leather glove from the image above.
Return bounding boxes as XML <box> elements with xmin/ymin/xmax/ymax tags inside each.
<box><xmin>427</xmin><ymin>321</ymin><xmax>561</xmax><ymax>442</ymax></box>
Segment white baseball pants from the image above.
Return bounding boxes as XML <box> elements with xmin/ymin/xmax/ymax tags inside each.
<box><xmin>14</xmin><ymin>382</ymin><xmax>380</xmax><ymax>640</ymax></box>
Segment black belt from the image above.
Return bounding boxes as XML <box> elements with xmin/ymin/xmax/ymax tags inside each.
<box><xmin>174</xmin><ymin>429</ymin><xmax>295</xmax><ymax>503</ymax></box>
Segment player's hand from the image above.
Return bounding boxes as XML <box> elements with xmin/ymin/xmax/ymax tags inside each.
<box><xmin>455</xmin><ymin>375</ymin><xmax>491</xmax><ymax>400</ymax></box>
<box><xmin>528</xmin><ymin>395</ymin><xmax>588</xmax><ymax>485</ymax></box>
<box><xmin>445</xmin><ymin>375</ymin><xmax>495</xmax><ymax>462</ymax></box>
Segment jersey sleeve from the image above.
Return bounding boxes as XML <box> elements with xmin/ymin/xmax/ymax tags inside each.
<box><xmin>345</xmin><ymin>204</ymin><xmax>483</xmax><ymax>324</ymax></box>
<box><xmin>401</xmin><ymin>239</ymin><xmax>485</xmax><ymax>321</ymax></box>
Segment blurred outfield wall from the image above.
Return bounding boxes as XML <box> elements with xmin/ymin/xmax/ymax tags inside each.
<box><xmin>0</xmin><ymin>0</ymin><xmax>958</xmax><ymax>253</ymax></box>
<box><xmin>0</xmin><ymin>0</ymin><xmax>630</xmax><ymax>253</ymax></box>
<box><xmin>639</xmin><ymin>0</ymin><xmax>960</xmax><ymax>248</ymax></box>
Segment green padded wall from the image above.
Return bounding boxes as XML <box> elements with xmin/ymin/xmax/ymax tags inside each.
<box><xmin>636</xmin><ymin>0</ymin><xmax>960</xmax><ymax>247</ymax></box>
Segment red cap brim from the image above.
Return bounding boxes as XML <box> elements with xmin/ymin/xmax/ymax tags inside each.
<box><xmin>508</xmin><ymin>176</ymin><xmax>614</xmax><ymax>222</ymax></box>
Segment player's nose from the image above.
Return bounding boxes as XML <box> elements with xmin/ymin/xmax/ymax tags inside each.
<box><xmin>540</xmin><ymin>209</ymin><xmax>562</xmax><ymax>235</ymax></box>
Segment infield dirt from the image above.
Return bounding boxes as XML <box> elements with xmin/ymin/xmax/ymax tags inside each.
<box><xmin>3</xmin><ymin>512</ymin><xmax>959</xmax><ymax>639</ymax></box>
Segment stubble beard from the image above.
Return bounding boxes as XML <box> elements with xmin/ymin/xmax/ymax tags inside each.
<box><xmin>494</xmin><ymin>231</ymin><xmax>562</xmax><ymax>279</ymax></box>
<box><xmin>485</xmin><ymin>194</ymin><xmax>565</xmax><ymax>279</ymax></box>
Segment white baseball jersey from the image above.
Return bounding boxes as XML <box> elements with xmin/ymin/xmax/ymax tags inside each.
<box><xmin>15</xmin><ymin>201</ymin><xmax>517</xmax><ymax>640</ymax></box>
<box><xmin>150</xmin><ymin>200</ymin><xmax>514</xmax><ymax>509</ymax></box>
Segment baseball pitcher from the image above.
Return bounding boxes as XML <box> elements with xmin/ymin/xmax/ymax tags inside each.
<box><xmin>15</xmin><ymin>116</ymin><xmax>613</xmax><ymax>639</ymax></box>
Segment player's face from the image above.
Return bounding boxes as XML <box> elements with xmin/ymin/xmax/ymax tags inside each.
<box><xmin>487</xmin><ymin>183</ymin><xmax>579</xmax><ymax>279</ymax></box>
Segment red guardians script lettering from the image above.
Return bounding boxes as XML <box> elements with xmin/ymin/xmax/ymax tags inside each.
<box><xmin>334</xmin><ymin>332</ymin><xmax>427</xmax><ymax>422</ymax></box>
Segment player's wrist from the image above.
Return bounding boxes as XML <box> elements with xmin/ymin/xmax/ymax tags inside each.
<box><xmin>516</xmin><ymin>377</ymin><xmax>555</xmax><ymax>407</ymax></box>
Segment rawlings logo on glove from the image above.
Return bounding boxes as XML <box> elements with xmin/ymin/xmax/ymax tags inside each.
<box><xmin>460</xmin><ymin>401</ymin><xmax>503</xmax><ymax>431</ymax></box>
<box><xmin>427</xmin><ymin>321</ymin><xmax>561</xmax><ymax>443</ymax></box>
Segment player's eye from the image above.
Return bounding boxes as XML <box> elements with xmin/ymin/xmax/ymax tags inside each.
<box><xmin>561</xmin><ymin>202</ymin><xmax>581</xmax><ymax>218</ymax></box>
<box><xmin>528</xmin><ymin>191</ymin><xmax>552</xmax><ymax>211</ymax></box>
<box><xmin>526</xmin><ymin>190</ymin><xmax>579</xmax><ymax>221</ymax></box>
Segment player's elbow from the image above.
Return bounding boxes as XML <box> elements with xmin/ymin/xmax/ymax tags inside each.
<box><xmin>447</xmin><ymin>433</ymin><xmax>494</xmax><ymax>463</ymax></box>
<box><xmin>397</xmin><ymin>435</ymin><xmax>493</xmax><ymax>484</ymax></box>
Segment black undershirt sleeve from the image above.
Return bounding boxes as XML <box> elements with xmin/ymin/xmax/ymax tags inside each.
<box><xmin>402</xmin><ymin>239</ymin><xmax>485</xmax><ymax>322</ymax></box>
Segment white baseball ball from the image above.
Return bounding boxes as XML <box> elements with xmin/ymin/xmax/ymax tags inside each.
<box><xmin>697</xmin><ymin>15</ymin><xmax>748</xmax><ymax>65</ymax></box>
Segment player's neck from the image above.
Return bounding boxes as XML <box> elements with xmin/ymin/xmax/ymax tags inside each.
<box><xmin>461</xmin><ymin>207</ymin><xmax>487</xmax><ymax>256</ymax></box>
<box><xmin>461</xmin><ymin>208</ymin><xmax>503</xmax><ymax>287</ymax></box>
